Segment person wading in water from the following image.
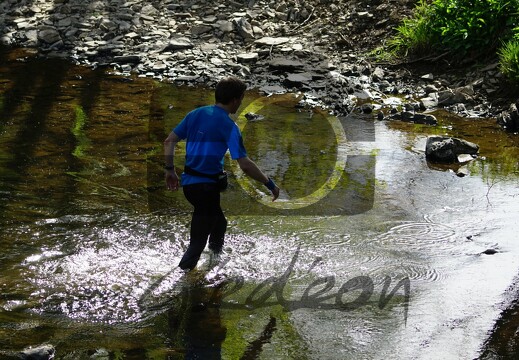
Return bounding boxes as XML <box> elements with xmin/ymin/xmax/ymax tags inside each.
<box><xmin>164</xmin><ymin>76</ymin><xmax>280</xmax><ymax>271</ymax></box>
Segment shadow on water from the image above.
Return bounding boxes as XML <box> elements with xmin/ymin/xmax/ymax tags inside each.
<box><xmin>0</xmin><ymin>53</ymin><xmax>68</xmax><ymax>184</ymax></box>
<box><xmin>110</xmin><ymin>280</ymin><xmax>279</xmax><ymax>360</ymax></box>
<box><xmin>164</xmin><ymin>277</ymin><xmax>278</xmax><ymax>360</ymax></box>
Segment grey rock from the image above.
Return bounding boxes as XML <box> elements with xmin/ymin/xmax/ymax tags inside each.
<box><xmin>141</xmin><ymin>4</ymin><xmax>159</xmax><ymax>16</ymax></box>
<box><xmin>244</xmin><ymin>112</ymin><xmax>265</xmax><ymax>121</ymax></box>
<box><xmin>163</xmin><ymin>37</ymin><xmax>194</xmax><ymax>51</ymax></box>
<box><xmin>284</xmin><ymin>73</ymin><xmax>312</xmax><ymax>87</ymax></box>
<box><xmin>360</xmin><ymin>103</ymin><xmax>374</xmax><ymax>114</ymax></box>
<box><xmin>15</xmin><ymin>20</ymin><xmax>30</xmax><ymax>30</ymax></box>
<box><xmin>236</xmin><ymin>52</ymin><xmax>258</xmax><ymax>63</ymax></box>
<box><xmin>252</xmin><ymin>26</ymin><xmax>264</xmax><ymax>37</ymax></box>
<box><xmin>482</xmin><ymin>248</ymin><xmax>498</xmax><ymax>255</ymax></box>
<box><xmin>388</xmin><ymin>111</ymin><xmax>437</xmax><ymax>125</ymax></box>
<box><xmin>259</xmin><ymin>84</ymin><xmax>287</xmax><ymax>95</ymax></box>
<box><xmin>99</xmin><ymin>19</ymin><xmax>117</xmax><ymax>32</ymax></box>
<box><xmin>424</xmin><ymin>84</ymin><xmax>439</xmax><ymax>94</ymax></box>
<box><xmin>413</xmin><ymin>113</ymin><xmax>437</xmax><ymax>125</ymax></box>
<box><xmin>425</xmin><ymin>136</ymin><xmax>479</xmax><ymax>163</ymax></box>
<box><xmin>38</xmin><ymin>28</ymin><xmax>61</xmax><ymax>44</ymax></box>
<box><xmin>457</xmin><ymin>154</ymin><xmax>476</xmax><ymax>163</ymax></box>
<box><xmin>269</xmin><ymin>58</ymin><xmax>305</xmax><ymax>70</ymax></box>
<box><xmin>118</xmin><ymin>13</ymin><xmax>134</xmax><ymax>21</ymax></box>
<box><xmin>57</xmin><ymin>18</ymin><xmax>72</xmax><ymax>28</ymax></box>
<box><xmin>90</xmin><ymin>348</ymin><xmax>110</xmax><ymax>360</ymax></box>
<box><xmin>438</xmin><ymin>85</ymin><xmax>474</xmax><ymax>105</ymax></box>
<box><xmin>235</xmin><ymin>17</ymin><xmax>254</xmax><ymax>40</ymax></box>
<box><xmin>24</xmin><ymin>29</ymin><xmax>38</xmax><ymax>43</ymax></box>
<box><xmin>191</xmin><ymin>24</ymin><xmax>213</xmax><ymax>35</ymax></box>
<box><xmin>456</xmin><ymin>166</ymin><xmax>470</xmax><ymax>177</ymax></box>
<box><xmin>254</xmin><ymin>36</ymin><xmax>290</xmax><ymax>46</ymax></box>
<box><xmin>372</xmin><ymin>67</ymin><xmax>384</xmax><ymax>81</ymax></box>
<box><xmin>218</xmin><ymin>20</ymin><xmax>234</xmax><ymax>33</ymax></box>
<box><xmin>203</xmin><ymin>15</ymin><xmax>218</xmax><ymax>23</ymax></box>
<box><xmin>113</xmin><ymin>55</ymin><xmax>141</xmax><ymax>64</ymax></box>
<box><xmin>420</xmin><ymin>94</ymin><xmax>438</xmax><ymax>109</ymax></box>
<box><xmin>174</xmin><ymin>75</ymin><xmax>200</xmax><ymax>81</ymax></box>
<box><xmin>140</xmin><ymin>14</ymin><xmax>155</xmax><ymax>21</ymax></box>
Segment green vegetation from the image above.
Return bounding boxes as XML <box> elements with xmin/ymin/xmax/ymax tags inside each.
<box><xmin>499</xmin><ymin>38</ymin><xmax>519</xmax><ymax>81</ymax></box>
<box><xmin>71</xmin><ymin>105</ymin><xmax>90</xmax><ymax>158</ymax></box>
<box><xmin>387</xmin><ymin>2</ymin><xmax>436</xmax><ymax>57</ymax></box>
<box><xmin>388</xmin><ymin>0</ymin><xmax>519</xmax><ymax>80</ymax></box>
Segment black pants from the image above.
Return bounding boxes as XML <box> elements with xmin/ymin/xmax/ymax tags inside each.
<box><xmin>179</xmin><ymin>183</ymin><xmax>227</xmax><ymax>270</ymax></box>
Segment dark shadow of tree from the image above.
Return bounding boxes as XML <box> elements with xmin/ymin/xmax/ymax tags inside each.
<box><xmin>0</xmin><ymin>0</ymin><xmax>148</xmax><ymax>222</ymax></box>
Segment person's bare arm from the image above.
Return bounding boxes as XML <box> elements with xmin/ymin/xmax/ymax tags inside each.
<box><xmin>164</xmin><ymin>131</ymin><xmax>180</xmax><ymax>191</ymax></box>
<box><xmin>237</xmin><ymin>156</ymin><xmax>280</xmax><ymax>201</ymax></box>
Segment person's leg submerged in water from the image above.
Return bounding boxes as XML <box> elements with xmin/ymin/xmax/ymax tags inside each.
<box><xmin>179</xmin><ymin>183</ymin><xmax>227</xmax><ymax>270</ymax></box>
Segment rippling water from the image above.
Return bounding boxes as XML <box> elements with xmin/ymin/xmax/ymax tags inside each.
<box><xmin>1</xmin><ymin>47</ymin><xmax>519</xmax><ymax>359</ymax></box>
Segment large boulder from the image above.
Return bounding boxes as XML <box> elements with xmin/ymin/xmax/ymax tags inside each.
<box><xmin>425</xmin><ymin>136</ymin><xmax>479</xmax><ymax>163</ymax></box>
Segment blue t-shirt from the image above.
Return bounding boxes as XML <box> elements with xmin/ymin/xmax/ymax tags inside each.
<box><xmin>173</xmin><ymin>105</ymin><xmax>247</xmax><ymax>186</ymax></box>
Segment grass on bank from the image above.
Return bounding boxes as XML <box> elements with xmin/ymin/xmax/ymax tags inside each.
<box><xmin>384</xmin><ymin>0</ymin><xmax>519</xmax><ymax>81</ymax></box>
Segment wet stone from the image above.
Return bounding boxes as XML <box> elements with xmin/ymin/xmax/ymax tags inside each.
<box><xmin>425</xmin><ymin>136</ymin><xmax>479</xmax><ymax>163</ymax></box>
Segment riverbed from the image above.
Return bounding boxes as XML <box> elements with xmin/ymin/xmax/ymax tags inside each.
<box><xmin>1</xmin><ymin>47</ymin><xmax>518</xmax><ymax>359</ymax></box>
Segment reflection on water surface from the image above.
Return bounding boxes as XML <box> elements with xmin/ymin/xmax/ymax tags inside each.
<box><xmin>1</xmin><ymin>47</ymin><xmax>519</xmax><ymax>359</ymax></box>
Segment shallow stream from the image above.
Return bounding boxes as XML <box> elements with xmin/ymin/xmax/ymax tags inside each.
<box><xmin>1</xmin><ymin>47</ymin><xmax>519</xmax><ymax>359</ymax></box>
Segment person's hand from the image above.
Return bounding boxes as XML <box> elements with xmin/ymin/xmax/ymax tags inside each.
<box><xmin>271</xmin><ymin>186</ymin><xmax>280</xmax><ymax>201</ymax></box>
<box><xmin>165</xmin><ymin>170</ymin><xmax>179</xmax><ymax>191</ymax></box>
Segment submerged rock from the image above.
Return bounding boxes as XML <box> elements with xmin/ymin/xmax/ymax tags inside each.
<box><xmin>425</xmin><ymin>136</ymin><xmax>479</xmax><ymax>163</ymax></box>
<box><xmin>482</xmin><ymin>249</ymin><xmax>498</xmax><ymax>255</ymax></box>
<box><xmin>387</xmin><ymin>111</ymin><xmax>437</xmax><ymax>125</ymax></box>
<box><xmin>20</xmin><ymin>345</ymin><xmax>55</xmax><ymax>360</ymax></box>
<box><xmin>244</xmin><ymin>112</ymin><xmax>265</xmax><ymax>121</ymax></box>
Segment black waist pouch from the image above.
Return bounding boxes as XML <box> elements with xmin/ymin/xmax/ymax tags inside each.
<box><xmin>184</xmin><ymin>166</ymin><xmax>228</xmax><ymax>192</ymax></box>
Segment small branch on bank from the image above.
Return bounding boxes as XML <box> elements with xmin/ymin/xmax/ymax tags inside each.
<box><xmin>287</xmin><ymin>6</ymin><xmax>315</xmax><ymax>34</ymax></box>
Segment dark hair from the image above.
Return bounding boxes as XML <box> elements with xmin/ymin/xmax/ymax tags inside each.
<box><xmin>215</xmin><ymin>76</ymin><xmax>247</xmax><ymax>104</ymax></box>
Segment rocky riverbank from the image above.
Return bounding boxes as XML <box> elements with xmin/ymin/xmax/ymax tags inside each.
<box><xmin>1</xmin><ymin>0</ymin><xmax>518</xmax><ymax>128</ymax></box>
